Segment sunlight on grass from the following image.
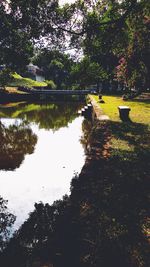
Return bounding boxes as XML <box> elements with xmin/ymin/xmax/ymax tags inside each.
<box><xmin>92</xmin><ymin>95</ymin><xmax>150</xmax><ymax>126</ymax></box>
<box><xmin>10</xmin><ymin>73</ymin><xmax>47</xmax><ymax>88</ymax></box>
<box><xmin>111</xmin><ymin>137</ymin><xmax>135</xmax><ymax>152</ymax></box>
<box><xmin>12</xmin><ymin>103</ymin><xmax>55</xmax><ymax>118</ymax></box>
<box><xmin>90</xmin><ymin>94</ymin><xmax>150</xmax><ymax>161</ymax></box>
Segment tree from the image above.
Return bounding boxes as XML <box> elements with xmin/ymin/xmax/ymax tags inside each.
<box><xmin>0</xmin><ymin>0</ymin><xmax>149</xmax><ymax>91</ymax></box>
<box><xmin>70</xmin><ymin>56</ymin><xmax>108</xmax><ymax>89</ymax></box>
<box><xmin>33</xmin><ymin>49</ymin><xmax>73</xmax><ymax>89</ymax></box>
<box><xmin>116</xmin><ymin>0</ymin><xmax>150</xmax><ymax>90</ymax></box>
<box><xmin>0</xmin><ymin>2</ymin><xmax>34</xmax><ymax>73</ymax></box>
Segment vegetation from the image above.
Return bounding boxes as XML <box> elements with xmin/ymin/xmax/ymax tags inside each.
<box><xmin>9</xmin><ymin>73</ymin><xmax>47</xmax><ymax>88</ymax></box>
<box><xmin>33</xmin><ymin>49</ymin><xmax>73</xmax><ymax>89</ymax></box>
<box><xmin>0</xmin><ymin>72</ymin><xmax>47</xmax><ymax>90</ymax></box>
<box><xmin>0</xmin><ymin>1</ymin><xmax>149</xmax><ymax>92</ymax></box>
<box><xmin>92</xmin><ymin>95</ymin><xmax>150</xmax><ymax>124</ymax></box>
<box><xmin>0</xmin><ymin>101</ymin><xmax>83</xmax><ymax>131</ymax></box>
<box><xmin>90</xmin><ymin>94</ymin><xmax>150</xmax><ymax>158</ymax></box>
<box><xmin>45</xmin><ymin>80</ymin><xmax>57</xmax><ymax>89</ymax></box>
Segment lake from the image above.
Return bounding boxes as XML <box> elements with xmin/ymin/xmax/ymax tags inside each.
<box><xmin>0</xmin><ymin>102</ymin><xmax>86</xmax><ymax>231</ymax></box>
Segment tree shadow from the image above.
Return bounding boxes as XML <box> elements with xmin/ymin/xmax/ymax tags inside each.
<box><xmin>110</xmin><ymin>120</ymin><xmax>150</xmax><ymax>160</ymax></box>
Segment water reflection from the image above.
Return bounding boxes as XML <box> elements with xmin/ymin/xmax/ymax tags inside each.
<box><xmin>0</xmin><ymin>102</ymin><xmax>85</xmax><ymax>231</ymax></box>
<box><xmin>0</xmin><ymin>120</ymin><xmax>37</xmax><ymax>171</ymax></box>
<box><xmin>0</xmin><ymin>102</ymin><xmax>82</xmax><ymax>130</ymax></box>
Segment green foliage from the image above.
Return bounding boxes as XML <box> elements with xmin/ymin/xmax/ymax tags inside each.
<box><xmin>45</xmin><ymin>80</ymin><xmax>57</xmax><ymax>89</ymax></box>
<box><xmin>115</xmin><ymin>0</ymin><xmax>150</xmax><ymax>89</ymax></box>
<box><xmin>92</xmin><ymin>95</ymin><xmax>150</xmax><ymax>125</ymax></box>
<box><xmin>0</xmin><ymin>102</ymin><xmax>82</xmax><ymax>131</ymax></box>
<box><xmin>1</xmin><ymin>0</ymin><xmax>148</xmax><ymax>93</ymax></box>
<box><xmin>0</xmin><ymin>0</ymin><xmax>66</xmax><ymax>73</ymax></box>
<box><xmin>9</xmin><ymin>73</ymin><xmax>47</xmax><ymax>88</ymax></box>
<box><xmin>33</xmin><ymin>49</ymin><xmax>73</xmax><ymax>89</ymax></box>
<box><xmin>0</xmin><ymin>1</ymin><xmax>34</xmax><ymax>72</ymax></box>
<box><xmin>70</xmin><ymin>56</ymin><xmax>108</xmax><ymax>89</ymax></box>
<box><xmin>71</xmin><ymin>0</ymin><xmax>149</xmax><ymax>91</ymax></box>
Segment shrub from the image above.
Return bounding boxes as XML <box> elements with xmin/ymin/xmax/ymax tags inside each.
<box><xmin>45</xmin><ymin>80</ymin><xmax>56</xmax><ymax>89</ymax></box>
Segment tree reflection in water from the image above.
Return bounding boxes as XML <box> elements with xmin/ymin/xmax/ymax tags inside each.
<box><xmin>0</xmin><ymin>101</ymin><xmax>84</xmax><ymax>171</ymax></box>
<box><xmin>0</xmin><ymin>102</ymin><xmax>83</xmax><ymax>131</ymax></box>
<box><xmin>0</xmin><ymin>121</ymin><xmax>37</xmax><ymax>171</ymax></box>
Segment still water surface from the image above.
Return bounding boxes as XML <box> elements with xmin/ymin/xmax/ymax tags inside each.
<box><xmin>0</xmin><ymin>102</ymin><xmax>85</xmax><ymax>230</ymax></box>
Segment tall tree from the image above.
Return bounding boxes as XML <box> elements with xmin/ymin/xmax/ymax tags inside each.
<box><xmin>0</xmin><ymin>2</ymin><xmax>34</xmax><ymax>72</ymax></box>
<box><xmin>116</xmin><ymin>0</ymin><xmax>150</xmax><ymax>90</ymax></box>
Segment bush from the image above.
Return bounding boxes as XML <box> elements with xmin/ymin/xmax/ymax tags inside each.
<box><xmin>45</xmin><ymin>80</ymin><xmax>56</xmax><ymax>89</ymax></box>
<box><xmin>70</xmin><ymin>84</ymin><xmax>80</xmax><ymax>90</ymax></box>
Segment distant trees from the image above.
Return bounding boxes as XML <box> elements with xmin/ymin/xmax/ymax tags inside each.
<box><xmin>70</xmin><ymin>56</ymin><xmax>108</xmax><ymax>89</ymax></box>
<box><xmin>33</xmin><ymin>49</ymin><xmax>73</xmax><ymax>89</ymax></box>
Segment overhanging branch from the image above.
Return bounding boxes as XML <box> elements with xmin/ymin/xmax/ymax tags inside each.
<box><xmin>53</xmin><ymin>0</ymin><xmax>138</xmax><ymax>36</ymax></box>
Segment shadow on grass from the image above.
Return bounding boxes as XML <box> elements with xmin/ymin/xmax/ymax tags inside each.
<box><xmin>0</xmin><ymin>120</ymin><xmax>150</xmax><ymax>267</ymax></box>
<box><xmin>110</xmin><ymin>120</ymin><xmax>150</xmax><ymax>160</ymax></box>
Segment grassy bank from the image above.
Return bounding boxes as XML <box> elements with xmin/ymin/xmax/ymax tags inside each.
<box><xmin>9</xmin><ymin>73</ymin><xmax>47</xmax><ymax>88</ymax></box>
<box><xmin>90</xmin><ymin>94</ymin><xmax>150</xmax><ymax>159</ymax></box>
<box><xmin>91</xmin><ymin>95</ymin><xmax>150</xmax><ymax>125</ymax></box>
<box><xmin>2</xmin><ymin>73</ymin><xmax>47</xmax><ymax>94</ymax></box>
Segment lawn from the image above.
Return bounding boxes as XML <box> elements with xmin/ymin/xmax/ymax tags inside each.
<box><xmin>91</xmin><ymin>95</ymin><xmax>150</xmax><ymax>125</ymax></box>
<box><xmin>90</xmin><ymin>94</ymin><xmax>150</xmax><ymax>156</ymax></box>
<box><xmin>8</xmin><ymin>73</ymin><xmax>47</xmax><ymax>88</ymax></box>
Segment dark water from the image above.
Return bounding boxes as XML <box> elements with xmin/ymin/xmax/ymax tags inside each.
<box><xmin>0</xmin><ymin>102</ymin><xmax>85</xmax><ymax>230</ymax></box>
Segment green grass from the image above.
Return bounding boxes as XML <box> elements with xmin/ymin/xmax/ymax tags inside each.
<box><xmin>92</xmin><ymin>95</ymin><xmax>150</xmax><ymax>125</ymax></box>
<box><xmin>90</xmin><ymin>94</ymin><xmax>150</xmax><ymax>160</ymax></box>
<box><xmin>9</xmin><ymin>73</ymin><xmax>47</xmax><ymax>88</ymax></box>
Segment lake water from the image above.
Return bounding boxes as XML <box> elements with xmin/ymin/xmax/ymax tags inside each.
<box><xmin>0</xmin><ymin>102</ymin><xmax>86</xmax><ymax>231</ymax></box>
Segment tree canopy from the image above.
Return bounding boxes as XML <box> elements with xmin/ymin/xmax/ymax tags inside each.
<box><xmin>0</xmin><ymin>0</ymin><xmax>149</xmax><ymax>90</ymax></box>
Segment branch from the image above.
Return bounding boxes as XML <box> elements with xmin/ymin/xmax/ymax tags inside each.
<box><xmin>55</xmin><ymin>25</ymin><xmax>85</xmax><ymax>35</ymax></box>
<box><xmin>53</xmin><ymin>0</ymin><xmax>138</xmax><ymax>36</ymax></box>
